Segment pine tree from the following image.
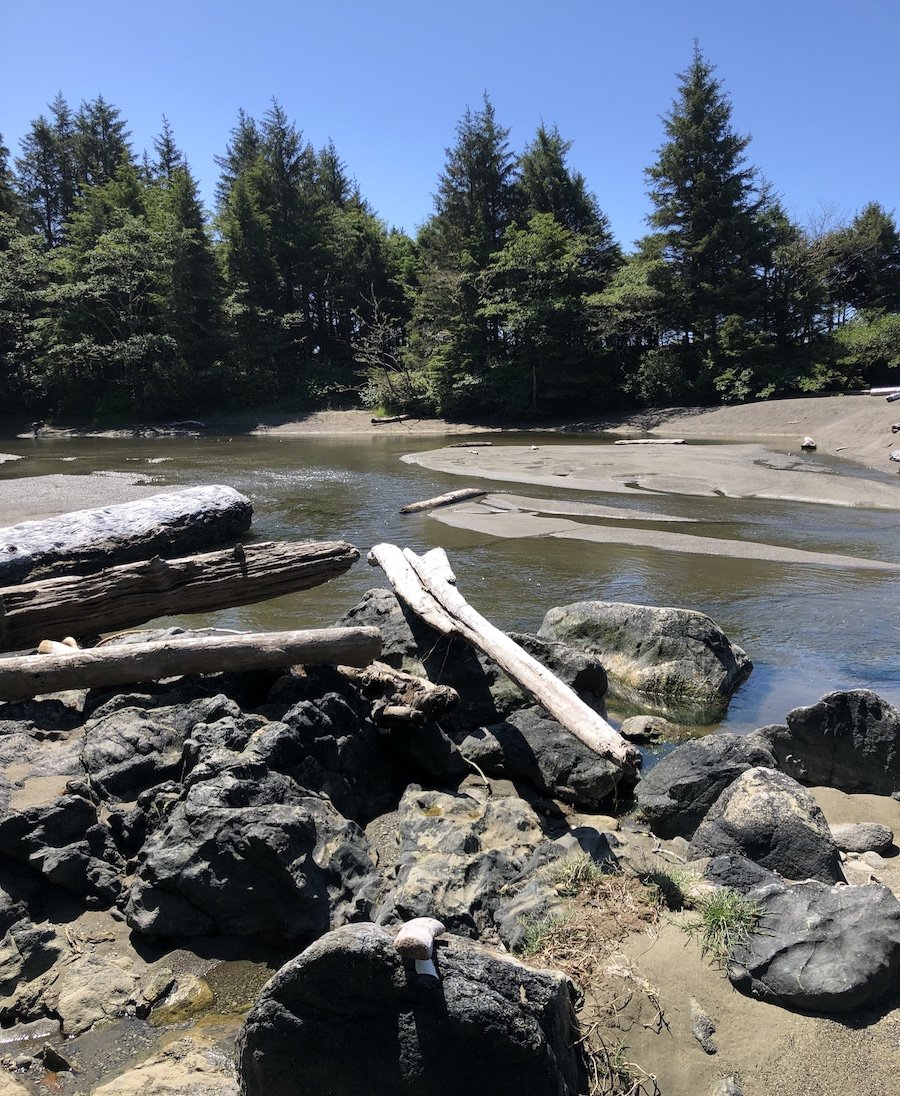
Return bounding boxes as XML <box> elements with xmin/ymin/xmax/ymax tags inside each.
<box><xmin>152</xmin><ymin>116</ymin><xmax>184</xmax><ymax>180</ymax></box>
<box><xmin>74</xmin><ymin>95</ymin><xmax>132</xmax><ymax>189</ymax></box>
<box><xmin>645</xmin><ymin>45</ymin><xmax>763</xmax><ymax>362</ymax></box>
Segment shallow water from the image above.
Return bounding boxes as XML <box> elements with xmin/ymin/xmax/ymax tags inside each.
<box><xmin>3</xmin><ymin>430</ymin><xmax>899</xmax><ymax>732</ymax></box>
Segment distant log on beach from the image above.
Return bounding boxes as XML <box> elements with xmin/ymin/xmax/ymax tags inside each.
<box><xmin>0</xmin><ymin>627</ymin><xmax>381</xmax><ymax>701</ymax></box>
<box><xmin>400</xmin><ymin>488</ymin><xmax>487</xmax><ymax>514</ymax></box>
<box><xmin>447</xmin><ymin>441</ymin><xmax>493</xmax><ymax>448</ymax></box>
<box><xmin>0</xmin><ymin>485</ymin><xmax>252</xmax><ymax>584</ymax></box>
<box><xmin>0</xmin><ymin>540</ymin><xmax>359</xmax><ymax>652</ymax></box>
<box><xmin>613</xmin><ymin>438</ymin><xmax>686</xmax><ymax>445</ymax></box>
<box><xmin>371</xmin><ymin>414</ymin><xmax>412</xmax><ymax>425</ymax></box>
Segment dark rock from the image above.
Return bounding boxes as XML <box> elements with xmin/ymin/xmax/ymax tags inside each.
<box><xmin>689</xmin><ymin>996</ymin><xmax>717</xmax><ymax>1054</ymax></box>
<box><xmin>375</xmin><ymin>786</ymin><xmax>546</xmax><ymax>939</ymax></box>
<box><xmin>0</xmin><ymin>903</ymin><xmax>61</xmax><ymax>996</ymax></box>
<box><xmin>125</xmin><ymin>766</ymin><xmax>378</xmax><ymax>943</ymax></box>
<box><xmin>729</xmin><ymin>879</ymin><xmax>900</xmax><ymax>1013</ymax></box>
<box><xmin>0</xmin><ymin>699</ymin><xmax>83</xmax><ymax>737</ymax></box>
<box><xmin>761</xmin><ymin>690</ymin><xmax>900</xmax><ymax>795</ymax></box>
<box><xmin>689</xmin><ymin>768</ymin><xmax>842</xmax><ymax>884</ymax></box>
<box><xmin>0</xmin><ymin>795</ymin><xmax>122</xmax><ymax>906</ymax></box>
<box><xmin>619</xmin><ymin>715</ymin><xmax>674</xmax><ymax>743</ymax></box>
<box><xmin>454</xmin><ymin>706</ymin><xmax>624</xmax><ymax>809</ymax></box>
<box><xmin>538</xmin><ymin>600</ymin><xmax>752</xmax><ymax>723</ymax></box>
<box><xmin>635</xmin><ymin>733</ymin><xmax>778</xmax><ymax>840</ymax></box>
<box><xmin>236</xmin><ymin>922</ymin><xmax>584</xmax><ymax>1096</ymax></box>
<box><xmin>699</xmin><ymin>854</ymin><xmax>781</xmax><ymax>894</ymax></box>
<box><xmin>830</xmin><ymin>822</ymin><xmax>894</xmax><ymax>854</ymax></box>
<box><xmin>382</xmin><ymin>720</ymin><xmax>470</xmax><ymax>782</ymax></box>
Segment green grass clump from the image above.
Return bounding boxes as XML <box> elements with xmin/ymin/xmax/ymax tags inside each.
<box><xmin>683</xmin><ymin>887</ymin><xmax>761</xmax><ymax>963</ymax></box>
<box><xmin>540</xmin><ymin>853</ymin><xmax>611</xmax><ymax>897</ymax></box>
<box><xmin>519</xmin><ymin>913</ymin><xmax>569</xmax><ymax>957</ymax></box>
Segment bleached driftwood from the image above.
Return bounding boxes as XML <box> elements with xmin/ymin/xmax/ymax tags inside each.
<box><xmin>395</xmin><ymin>917</ymin><xmax>446</xmax><ymax>961</ymax></box>
<box><xmin>367</xmin><ymin>543</ymin><xmax>641</xmax><ymax>774</ymax></box>
<box><xmin>337</xmin><ymin>659</ymin><xmax>458</xmax><ymax>726</ymax></box>
<box><xmin>801</xmin><ymin>437</ymin><xmax>817</xmax><ymax>450</ymax></box>
<box><xmin>613</xmin><ymin>438</ymin><xmax>686</xmax><ymax>446</ymax></box>
<box><xmin>371</xmin><ymin>415</ymin><xmax>412</xmax><ymax>425</ymax></box>
<box><xmin>0</xmin><ymin>627</ymin><xmax>381</xmax><ymax>701</ymax></box>
<box><xmin>0</xmin><ymin>540</ymin><xmax>359</xmax><ymax>652</ymax></box>
<box><xmin>447</xmin><ymin>441</ymin><xmax>493</xmax><ymax>448</ymax></box>
<box><xmin>400</xmin><ymin>488</ymin><xmax>487</xmax><ymax>514</ymax></box>
<box><xmin>0</xmin><ymin>485</ymin><xmax>252</xmax><ymax>584</ymax></box>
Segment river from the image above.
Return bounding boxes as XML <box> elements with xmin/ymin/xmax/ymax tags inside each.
<box><xmin>4</xmin><ymin>429</ymin><xmax>900</xmax><ymax>733</ymax></box>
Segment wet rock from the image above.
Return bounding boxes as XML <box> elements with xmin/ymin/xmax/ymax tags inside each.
<box><xmin>830</xmin><ymin>822</ymin><xmax>894</xmax><ymax>853</ymax></box>
<box><xmin>619</xmin><ymin>715</ymin><xmax>674</xmax><ymax>743</ymax></box>
<box><xmin>375</xmin><ymin>786</ymin><xmax>546</xmax><ymax>939</ymax></box>
<box><xmin>689</xmin><ymin>768</ymin><xmax>842</xmax><ymax>883</ymax></box>
<box><xmin>635</xmin><ymin>733</ymin><xmax>777</xmax><ymax>840</ymax></box>
<box><xmin>761</xmin><ymin>690</ymin><xmax>900</xmax><ymax>795</ymax></box>
<box><xmin>454</xmin><ymin>706</ymin><xmax>624</xmax><ymax>809</ymax></box>
<box><xmin>729</xmin><ymin>879</ymin><xmax>900</xmax><ymax>1013</ymax></box>
<box><xmin>125</xmin><ymin>766</ymin><xmax>378</xmax><ymax>943</ymax></box>
<box><xmin>236</xmin><ymin>922</ymin><xmax>583</xmax><ymax>1096</ymax></box>
<box><xmin>150</xmin><ymin>973</ymin><xmax>215</xmax><ymax>1025</ymax></box>
<box><xmin>538</xmin><ymin>600</ymin><xmax>752</xmax><ymax>723</ymax></box>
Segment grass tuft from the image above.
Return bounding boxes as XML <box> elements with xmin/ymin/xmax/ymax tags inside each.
<box><xmin>682</xmin><ymin>887</ymin><xmax>762</xmax><ymax>963</ymax></box>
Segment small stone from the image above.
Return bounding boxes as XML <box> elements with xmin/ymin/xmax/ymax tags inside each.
<box><xmin>150</xmin><ymin>974</ymin><xmax>215</xmax><ymax>1026</ymax></box>
<box><xmin>619</xmin><ymin>715</ymin><xmax>673</xmax><ymax>743</ymax></box>
<box><xmin>830</xmin><ymin>822</ymin><xmax>893</xmax><ymax>854</ymax></box>
<box><xmin>689</xmin><ymin>996</ymin><xmax>717</xmax><ymax>1054</ymax></box>
<box><xmin>712</xmin><ymin>1078</ymin><xmax>744</xmax><ymax>1096</ymax></box>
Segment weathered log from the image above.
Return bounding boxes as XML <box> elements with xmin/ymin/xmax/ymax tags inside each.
<box><xmin>869</xmin><ymin>387</ymin><xmax>900</xmax><ymax>395</ymax></box>
<box><xmin>337</xmin><ymin>659</ymin><xmax>459</xmax><ymax>726</ymax></box>
<box><xmin>0</xmin><ymin>627</ymin><xmax>381</xmax><ymax>701</ymax></box>
<box><xmin>0</xmin><ymin>540</ymin><xmax>360</xmax><ymax>652</ymax></box>
<box><xmin>447</xmin><ymin>440</ymin><xmax>493</xmax><ymax>448</ymax></box>
<box><xmin>367</xmin><ymin>543</ymin><xmax>641</xmax><ymax>774</ymax></box>
<box><xmin>0</xmin><ymin>485</ymin><xmax>252</xmax><ymax>585</ymax></box>
<box><xmin>400</xmin><ymin>488</ymin><xmax>488</xmax><ymax>514</ymax></box>
<box><xmin>371</xmin><ymin>414</ymin><xmax>412</xmax><ymax>425</ymax></box>
<box><xmin>613</xmin><ymin>438</ymin><xmax>686</xmax><ymax>446</ymax></box>
<box><xmin>887</xmin><ymin>392</ymin><xmax>900</xmax><ymax>403</ymax></box>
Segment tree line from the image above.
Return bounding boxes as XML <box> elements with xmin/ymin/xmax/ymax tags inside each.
<box><xmin>1</xmin><ymin>47</ymin><xmax>898</xmax><ymax>423</ymax></box>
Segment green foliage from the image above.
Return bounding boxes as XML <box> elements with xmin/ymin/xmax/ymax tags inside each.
<box><xmin>539</xmin><ymin>853</ymin><xmax>611</xmax><ymax>896</ymax></box>
<box><xmin>518</xmin><ymin>913</ymin><xmax>569</xmax><ymax>957</ymax></box>
<box><xmin>682</xmin><ymin>887</ymin><xmax>762</xmax><ymax>963</ymax></box>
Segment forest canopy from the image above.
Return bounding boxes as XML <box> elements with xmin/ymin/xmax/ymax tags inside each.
<box><xmin>1</xmin><ymin>47</ymin><xmax>898</xmax><ymax>422</ymax></box>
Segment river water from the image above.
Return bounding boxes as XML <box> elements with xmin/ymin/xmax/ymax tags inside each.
<box><xmin>4</xmin><ymin>430</ymin><xmax>900</xmax><ymax>733</ymax></box>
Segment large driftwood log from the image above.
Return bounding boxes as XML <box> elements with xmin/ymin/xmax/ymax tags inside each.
<box><xmin>400</xmin><ymin>488</ymin><xmax>487</xmax><ymax>514</ymax></box>
<box><xmin>371</xmin><ymin>414</ymin><xmax>412</xmax><ymax>425</ymax></box>
<box><xmin>613</xmin><ymin>438</ymin><xmax>686</xmax><ymax>446</ymax></box>
<box><xmin>0</xmin><ymin>485</ymin><xmax>252</xmax><ymax>585</ymax></box>
<box><xmin>367</xmin><ymin>544</ymin><xmax>640</xmax><ymax>774</ymax></box>
<box><xmin>0</xmin><ymin>540</ymin><xmax>359</xmax><ymax>652</ymax></box>
<box><xmin>0</xmin><ymin>627</ymin><xmax>381</xmax><ymax>701</ymax></box>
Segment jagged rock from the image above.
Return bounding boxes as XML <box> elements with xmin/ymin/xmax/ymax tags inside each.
<box><xmin>236</xmin><ymin>922</ymin><xmax>584</xmax><ymax>1096</ymax></box>
<box><xmin>0</xmin><ymin>698</ymin><xmax>83</xmax><ymax>737</ymax></box>
<box><xmin>729</xmin><ymin>879</ymin><xmax>900</xmax><ymax>1013</ymax></box>
<box><xmin>0</xmin><ymin>907</ymin><xmax>61</xmax><ymax>997</ymax></box>
<box><xmin>494</xmin><ymin>829</ymin><xmax>618</xmax><ymax>950</ymax></box>
<box><xmin>538</xmin><ymin>600</ymin><xmax>751</xmax><ymax>723</ymax></box>
<box><xmin>453</xmin><ymin>706</ymin><xmax>624</xmax><ymax>809</ymax></box>
<box><xmin>635</xmin><ymin>733</ymin><xmax>777</xmax><ymax>840</ymax></box>
<box><xmin>689</xmin><ymin>768</ymin><xmax>842</xmax><ymax>883</ymax></box>
<box><xmin>125</xmin><ymin>764</ymin><xmax>378</xmax><ymax>942</ymax></box>
<box><xmin>0</xmin><ymin>794</ymin><xmax>122</xmax><ymax>905</ymax></box>
<box><xmin>696</xmin><ymin>853</ymin><xmax>781</xmax><ymax>894</ymax></box>
<box><xmin>47</xmin><ymin>950</ymin><xmax>142</xmax><ymax>1035</ymax></box>
<box><xmin>761</xmin><ymin>690</ymin><xmax>900</xmax><ymax>795</ymax></box>
<box><xmin>690</xmin><ymin>996</ymin><xmax>717</xmax><ymax>1054</ymax></box>
<box><xmin>830</xmin><ymin>822</ymin><xmax>894</xmax><ymax>853</ymax></box>
<box><xmin>375</xmin><ymin>786</ymin><xmax>546</xmax><ymax>938</ymax></box>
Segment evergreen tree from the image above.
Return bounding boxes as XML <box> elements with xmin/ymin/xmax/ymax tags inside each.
<box><xmin>0</xmin><ymin>135</ymin><xmax>17</xmax><ymax>218</ymax></box>
<box><xmin>645</xmin><ymin>45</ymin><xmax>763</xmax><ymax>376</ymax></box>
<box><xmin>73</xmin><ymin>95</ymin><xmax>132</xmax><ymax>189</ymax></box>
<box><xmin>152</xmin><ymin>116</ymin><xmax>184</xmax><ymax>180</ymax></box>
<box><xmin>16</xmin><ymin>115</ymin><xmax>66</xmax><ymax>247</ymax></box>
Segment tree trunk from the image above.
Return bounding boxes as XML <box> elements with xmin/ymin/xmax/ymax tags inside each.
<box><xmin>0</xmin><ymin>540</ymin><xmax>359</xmax><ymax>652</ymax></box>
<box><xmin>399</xmin><ymin>488</ymin><xmax>487</xmax><ymax>514</ymax></box>
<box><xmin>0</xmin><ymin>627</ymin><xmax>381</xmax><ymax>701</ymax></box>
<box><xmin>0</xmin><ymin>485</ymin><xmax>252</xmax><ymax>584</ymax></box>
<box><xmin>367</xmin><ymin>543</ymin><xmax>641</xmax><ymax>774</ymax></box>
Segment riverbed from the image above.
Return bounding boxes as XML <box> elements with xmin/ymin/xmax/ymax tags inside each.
<box><xmin>1</xmin><ymin>428</ymin><xmax>899</xmax><ymax>732</ymax></box>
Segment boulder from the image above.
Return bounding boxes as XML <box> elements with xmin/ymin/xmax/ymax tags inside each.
<box><xmin>125</xmin><ymin>764</ymin><xmax>379</xmax><ymax>943</ymax></box>
<box><xmin>453</xmin><ymin>706</ymin><xmax>624</xmax><ymax>809</ymax></box>
<box><xmin>538</xmin><ymin>600</ymin><xmax>751</xmax><ymax>722</ymax></box>
<box><xmin>619</xmin><ymin>715</ymin><xmax>674</xmax><ymax>743</ymax></box>
<box><xmin>830</xmin><ymin>822</ymin><xmax>894</xmax><ymax>854</ymax></box>
<box><xmin>688</xmin><ymin>768</ymin><xmax>842</xmax><ymax>884</ymax></box>
<box><xmin>729</xmin><ymin>879</ymin><xmax>900</xmax><ymax>1013</ymax></box>
<box><xmin>375</xmin><ymin>786</ymin><xmax>545</xmax><ymax>938</ymax></box>
<box><xmin>761</xmin><ymin>690</ymin><xmax>900</xmax><ymax>795</ymax></box>
<box><xmin>635</xmin><ymin>733</ymin><xmax>778</xmax><ymax>840</ymax></box>
<box><xmin>236</xmin><ymin>922</ymin><xmax>584</xmax><ymax>1096</ymax></box>
<box><xmin>696</xmin><ymin>853</ymin><xmax>781</xmax><ymax>894</ymax></box>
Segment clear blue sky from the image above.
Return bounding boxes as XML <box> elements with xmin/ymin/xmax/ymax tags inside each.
<box><xmin>2</xmin><ymin>0</ymin><xmax>898</xmax><ymax>248</ymax></box>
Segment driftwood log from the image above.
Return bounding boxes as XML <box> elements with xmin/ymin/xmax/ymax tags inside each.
<box><xmin>613</xmin><ymin>438</ymin><xmax>686</xmax><ymax>446</ymax></box>
<box><xmin>0</xmin><ymin>627</ymin><xmax>381</xmax><ymax>701</ymax></box>
<box><xmin>447</xmin><ymin>441</ymin><xmax>493</xmax><ymax>448</ymax></box>
<box><xmin>400</xmin><ymin>488</ymin><xmax>487</xmax><ymax>514</ymax></box>
<box><xmin>368</xmin><ymin>544</ymin><xmax>640</xmax><ymax>774</ymax></box>
<box><xmin>371</xmin><ymin>415</ymin><xmax>412</xmax><ymax>425</ymax></box>
<box><xmin>337</xmin><ymin>660</ymin><xmax>459</xmax><ymax>726</ymax></box>
<box><xmin>0</xmin><ymin>485</ymin><xmax>252</xmax><ymax>585</ymax></box>
<box><xmin>0</xmin><ymin>540</ymin><xmax>359</xmax><ymax>652</ymax></box>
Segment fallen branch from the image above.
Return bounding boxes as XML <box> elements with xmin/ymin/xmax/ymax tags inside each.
<box><xmin>447</xmin><ymin>441</ymin><xmax>493</xmax><ymax>448</ymax></box>
<box><xmin>0</xmin><ymin>540</ymin><xmax>360</xmax><ymax>652</ymax></box>
<box><xmin>337</xmin><ymin>659</ymin><xmax>458</xmax><ymax>726</ymax></box>
<box><xmin>400</xmin><ymin>488</ymin><xmax>487</xmax><ymax>514</ymax></box>
<box><xmin>613</xmin><ymin>438</ymin><xmax>685</xmax><ymax>446</ymax></box>
<box><xmin>367</xmin><ymin>544</ymin><xmax>640</xmax><ymax>774</ymax></box>
<box><xmin>371</xmin><ymin>414</ymin><xmax>412</xmax><ymax>425</ymax></box>
<box><xmin>0</xmin><ymin>627</ymin><xmax>382</xmax><ymax>702</ymax></box>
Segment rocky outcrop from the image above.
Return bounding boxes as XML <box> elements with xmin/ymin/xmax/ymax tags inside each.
<box><xmin>761</xmin><ymin>690</ymin><xmax>900</xmax><ymax>795</ymax></box>
<box><xmin>688</xmin><ymin>768</ymin><xmax>842</xmax><ymax>884</ymax></box>
<box><xmin>537</xmin><ymin>600</ymin><xmax>751</xmax><ymax>722</ymax></box>
<box><xmin>375</xmin><ymin>786</ymin><xmax>546</xmax><ymax>939</ymax></box>
<box><xmin>236</xmin><ymin>922</ymin><xmax>584</xmax><ymax>1096</ymax></box>
<box><xmin>729</xmin><ymin>880</ymin><xmax>900</xmax><ymax>1013</ymax></box>
<box><xmin>635</xmin><ymin>732</ymin><xmax>778</xmax><ymax>840</ymax></box>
